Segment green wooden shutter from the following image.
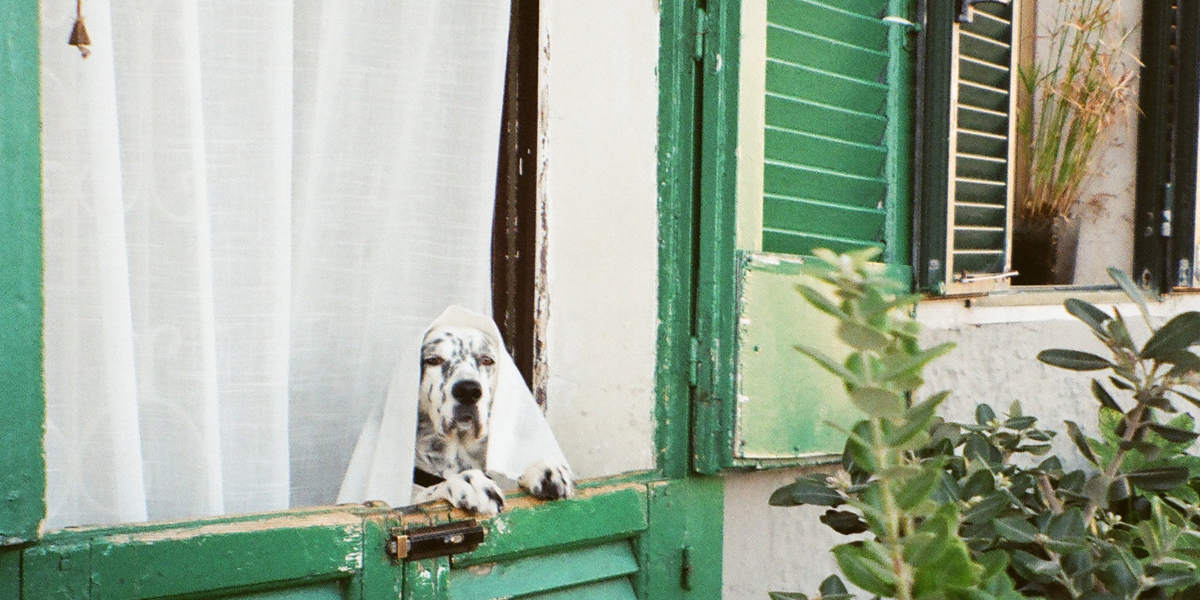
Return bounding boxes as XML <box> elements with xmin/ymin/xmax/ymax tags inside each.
<box><xmin>691</xmin><ymin>0</ymin><xmax>915</xmax><ymax>473</ymax></box>
<box><xmin>761</xmin><ymin>0</ymin><xmax>904</xmax><ymax>261</ymax></box>
<box><xmin>918</xmin><ymin>2</ymin><xmax>1019</xmax><ymax>293</ymax></box>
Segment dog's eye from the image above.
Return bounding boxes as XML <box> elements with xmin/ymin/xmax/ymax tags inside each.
<box><xmin>479</xmin><ymin>356</ymin><xmax>495</xmax><ymax>366</ymax></box>
<box><xmin>423</xmin><ymin>356</ymin><xmax>444</xmax><ymax>367</ymax></box>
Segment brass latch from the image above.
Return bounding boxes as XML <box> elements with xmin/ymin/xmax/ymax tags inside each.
<box><xmin>387</xmin><ymin>520</ymin><xmax>486</xmax><ymax>561</ymax></box>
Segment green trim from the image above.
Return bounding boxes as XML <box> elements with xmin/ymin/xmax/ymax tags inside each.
<box><xmin>692</xmin><ymin>0</ymin><xmax>744</xmax><ymax>476</ymax></box>
<box><xmin>0</xmin><ymin>0</ymin><xmax>46</xmax><ymax>545</ymax></box>
<box><xmin>452</xmin><ymin>485</ymin><xmax>648</xmax><ymax>567</ymax></box>
<box><xmin>915</xmin><ymin>0</ymin><xmax>954</xmax><ymax>292</ymax></box>
<box><xmin>656</xmin><ymin>0</ymin><xmax>701</xmax><ymax>481</ymax></box>
<box><xmin>883</xmin><ymin>0</ymin><xmax>915</xmax><ymax>268</ymax></box>
<box><xmin>636</xmin><ymin>478</ymin><xmax>724</xmax><ymax>599</ymax></box>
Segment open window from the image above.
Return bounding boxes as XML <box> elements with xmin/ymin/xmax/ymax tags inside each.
<box><xmin>6</xmin><ymin>1</ymin><xmax>722</xmax><ymax>598</ymax></box>
<box><xmin>918</xmin><ymin>1</ymin><xmax>1200</xmax><ymax>293</ymax></box>
<box><xmin>692</xmin><ymin>0</ymin><xmax>1200</xmax><ymax>473</ymax></box>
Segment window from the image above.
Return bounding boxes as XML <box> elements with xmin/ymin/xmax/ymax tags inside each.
<box><xmin>917</xmin><ymin>1</ymin><xmax>1200</xmax><ymax>294</ymax></box>
<box><xmin>692</xmin><ymin>0</ymin><xmax>1200</xmax><ymax>471</ymax></box>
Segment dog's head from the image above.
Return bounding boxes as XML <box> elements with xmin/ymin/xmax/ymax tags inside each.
<box><xmin>419</xmin><ymin>325</ymin><xmax>501</xmax><ymax>441</ymax></box>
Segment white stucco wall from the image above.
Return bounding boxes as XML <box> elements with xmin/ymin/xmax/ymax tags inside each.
<box><xmin>724</xmin><ymin>293</ymin><xmax>1200</xmax><ymax>598</ymax></box>
<box><xmin>539</xmin><ymin>0</ymin><xmax>661</xmax><ymax>479</ymax></box>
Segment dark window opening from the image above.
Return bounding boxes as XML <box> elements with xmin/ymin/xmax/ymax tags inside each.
<box><xmin>492</xmin><ymin>0</ymin><xmax>540</xmax><ymax>393</ymax></box>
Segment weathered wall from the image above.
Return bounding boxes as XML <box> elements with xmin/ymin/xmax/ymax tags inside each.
<box><xmin>724</xmin><ymin>293</ymin><xmax>1200</xmax><ymax>598</ymax></box>
<box><xmin>538</xmin><ymin>0</ymin><xmax>661</xmax><ymax>479</ymax></box>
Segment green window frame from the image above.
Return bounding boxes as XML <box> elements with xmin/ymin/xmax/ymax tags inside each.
<box><xmin>1</xmin><ymin>1</ymin><xmax>725</xmax><ymax>597</ymax></box>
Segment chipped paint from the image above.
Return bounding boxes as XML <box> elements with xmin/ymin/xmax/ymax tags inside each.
<box><xmin>101</xmin><ymin>511</ymin><xmax>362</xmax><ymax>545</ymax></box>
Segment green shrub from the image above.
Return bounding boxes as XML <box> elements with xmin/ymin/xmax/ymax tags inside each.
<box><xmin>772</xmin><ymin>252</ymin><xmax>1200</xmax><ymax>600</ymax></box>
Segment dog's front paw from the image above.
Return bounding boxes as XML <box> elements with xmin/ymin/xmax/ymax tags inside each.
<box><xmin>519</xmin><ymin>460</ymin><xmax>574</xmax><ymax>500</ymax></box>
<box><xmin>446</xmin><ymin>469</ymin><xmax>505</xmax><ymax>516</ymax></box>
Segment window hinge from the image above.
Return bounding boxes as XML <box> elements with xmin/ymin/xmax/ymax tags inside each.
<box><xmin>1162</xmin><ymin>182</ymin><xmax>1175</xmax><ymax>238</ymax></box>
<box><xmin>688</xmin><ymin>337</ymin><xmax>701</xmax><ymax>387</ymax></box>
<box><xmin>693</xmin><ymin>7</ymin><xmax>707</xmax><ymax>62</ymax></box>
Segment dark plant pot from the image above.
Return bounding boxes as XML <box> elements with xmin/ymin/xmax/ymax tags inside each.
<box><xmin>1011</xmin><ymin>217</ymin><xmax>1077</xmax><ymax>286</ymax></box>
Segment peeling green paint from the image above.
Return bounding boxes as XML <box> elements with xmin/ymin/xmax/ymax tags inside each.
<box><xmin>0</xmin><ymin>0</ymin><xmax>46</xmax><ymax>545</ymax></box>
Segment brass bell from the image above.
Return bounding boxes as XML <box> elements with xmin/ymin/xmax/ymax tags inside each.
<box><xmin>68</xmin><ymin>18</ymin><xmax>91</xmax><ymax>58</ymax></box>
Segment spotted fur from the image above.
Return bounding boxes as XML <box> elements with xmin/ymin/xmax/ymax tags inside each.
<box><xmin>410</xmin><ymin>324</ymin><xmax>573</xmax><ymax>516</ymax></box>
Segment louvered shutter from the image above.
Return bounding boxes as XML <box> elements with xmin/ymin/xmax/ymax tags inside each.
<box><xmin>918</xmin><ymin>2</ymin><xmax>1019</xmax><ymax>292</ymax></box>
<box><xmin>760</xmin><ymin>0</ymin><xmax>907</xmax><ymax>262</ymax></box>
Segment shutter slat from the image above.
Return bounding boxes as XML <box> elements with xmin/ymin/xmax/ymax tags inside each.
<box><xmin>764</xmin><ymin>162</ymin><xmax>887</xmax><ymax>210</ymax></box>
<box><xmin>766</xmin><ymin>60</ymin><xmax>888</xmax><ymax>115</ymax></box>
<box><xmin>767</xmin><ymin>0</ymin><xmax>889</xmax><ymax>52</ymax></box>
<box><xmin>765</xmin><ymin>95</ymin><xmax>887</xmax><ymax>146</ymax></box>
<box><xmin>764</xmin><ymin>195</ymin><xmax>885</xmax><ymax>241</ymax></box>
<box><xmin>763</xmin><ymin>228</ymin><xmax>883</xmax><ymax>257</ymax></box>
<box><xmin>764</xmin><ymin>127</ymin><xmax>887</xmax><ymax>178</ymax></box>
<box><xmin>767</xmin><ymin>25</ymin><xmax>889</xmax><ymax>82</ymax></box>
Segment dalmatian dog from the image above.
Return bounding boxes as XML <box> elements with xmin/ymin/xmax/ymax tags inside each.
<box><xmin>409</xmin><ymin>324</ymin><xmax>574</xmax><ymax>515</ymax></box>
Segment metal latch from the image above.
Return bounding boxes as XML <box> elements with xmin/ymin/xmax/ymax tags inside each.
<box><xmin>388</xmin><ymin>520</ymin><xmax>485</xmax><ymax>560</ymax></box>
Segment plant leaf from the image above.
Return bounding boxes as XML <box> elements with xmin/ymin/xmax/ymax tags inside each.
<box><xmin>820</xmin><ymin>509</ymin><xmax>869</xmax><ymax>535</ymax></box>
<box><xmin>1108</xmin><ymin>267</ymin><xmax>1152</xmax><ymax>325</ymax></box>
<box><xmin>1038</xmin><ymin>349</ymin><xmax>1114</xmax><ymax>371</ymax></box>
<box><xmin>1150</xmin><ymin>570</ymin><xmax>1200</xmax><ymax>590</ymax></box>
<box><xmin>837</xmin><ymin>321</ymin><xmax>890</xmax><ymax>352</ymax></box>
<box><xmin>876</xmin><ymin>342</ymin><xmax>956</xmax><ymax>382</ymax></box>
<box><xmin>1145</xmin><ymin>423</ymin><xmax>1200</xmax><ymax>444</ymax></box>
<box><xmin>1141</xmin><ymin>312</ymin><xmax>1200</xmax><ymax>360</ymax></box>
<box><xmin>1126</xmin><ymin>467</ymin><xmax>1190</xmax><ymax>491</ymax></box>
<box><xmin>769</xmin><ymin>594</ymin><xmax>808</xmax><ymax>600</ymax></box>
<box><xmin>832</xmin><ymin>543</ymin><xmax>897</xmax><ymax>598</ymax></box>
<box><xmin>1091</xmin><ymin>379</ymin><xmax>1123</xmax><ymax>412</ymax></box>
<box><xmin>885</xmin><ymin>390</ymin><xmax>950</xmax><ymax>447</ymax></box>
<box><xmin>1065</xmin><ymin>298</ymin><xmax>1112</xmax><ymax>337</ymax></box>
<box><xmin>795</xmin><ymin>344</ymin><xmax>860</xmax><ymax>385</ymax></box>
<box><xmin>795</xmin><ymin>284</ymin><xmax>847</xmax><ymax>320</ymax></box>
<box><xmin>769</xmin><ymin>475</ymin><xmax>844</xmax><ymax>507</ymax></box>
<box><xmin>976</xmin><ymin>404</ymin><xmax>997</xmax><ymax>426</ymax></box>
<box><xmin>1065</xmin><ymin>420</ymin><xmax>1100</xmax><ymax>464</ymax></box>
<box><xmin>818</xmin><ymin>575</ymin><xmax>850</xmax><ymax>598</ymax></box>
<box><xmin>848</xmin><ymin>387</ymin><xmax>905</xmax><ymax>418</ymax></box>
<box><xmin>895</xmin><ymin>467</ymin><xmax>940</xmax><ymax>510</ymax></box>
<box><xmin>993</xmin><ymin>517</ymin><xmax>1038</xmax><ymax>543</ymax></box>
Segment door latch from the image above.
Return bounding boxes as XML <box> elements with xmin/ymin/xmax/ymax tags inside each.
<box><xmin>388</xmin><ymin>520</ymin><xmax>486</xmax><ymax>560</ymax></box>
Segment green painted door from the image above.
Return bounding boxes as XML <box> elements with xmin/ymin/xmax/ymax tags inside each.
<box><xmin>15</xmin><ymin>479</ymin><xmax>721</xmax><ymax>600</ymax></box>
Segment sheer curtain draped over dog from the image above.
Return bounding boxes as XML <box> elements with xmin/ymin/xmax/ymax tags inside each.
<box><xmin>337</xmin><ymin>306</ymin><xmax>569</xmax><ymax>507</ymax></box>
<box><xmin>41</xmin><ymin>0</ymin><xmax>511</xmax><ymax>529</ymax></box>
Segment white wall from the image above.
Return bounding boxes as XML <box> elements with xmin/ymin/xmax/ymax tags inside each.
<box><xmin>539</xmin><ymin>0</ymin><xmax>661</xmax><ymax>479</ymax></box>
<box><xmin>724</xmin><ymin>293</ymin><xmax>1200</xmax><ymax>598</ymax></box>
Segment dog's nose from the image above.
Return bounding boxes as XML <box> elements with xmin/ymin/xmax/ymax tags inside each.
<box><xmin>451</xmin><ymin>380</ymin><xmax>483</xmax><ymax>404</ymax></box>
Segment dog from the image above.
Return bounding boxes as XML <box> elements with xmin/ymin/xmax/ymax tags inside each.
<box><xmin>409</xmin><ymin>324</ymin><xmax>574</xmax><ymax>515</ymax></box>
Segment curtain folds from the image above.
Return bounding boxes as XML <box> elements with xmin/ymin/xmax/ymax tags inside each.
<box><xmin>41</xmin><ymin>0</ymin><xmax>510</xmax><ymax>529</ymax></box>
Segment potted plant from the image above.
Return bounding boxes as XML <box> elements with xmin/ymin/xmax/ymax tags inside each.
<box><xmin>1012</xmin><ymin>0</ymin><xmax>1137</xmax><ymax>285</ymax></box>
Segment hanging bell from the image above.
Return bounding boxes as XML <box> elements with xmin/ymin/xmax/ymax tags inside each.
<box><xmin>68</xmin><ymin>18</ymin><xmax>91</xmax><ymax>58</ymax></box>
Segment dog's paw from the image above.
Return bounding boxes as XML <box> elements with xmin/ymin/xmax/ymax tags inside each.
<box><xmin>445</xmin><ymin>469</ymin><xmax>505</xmax><ymax>516</ymax></box>
<box><xmin>519</xmin><ymin>460</ymin><xmax>575</xmax><ymax>500</ymax></box>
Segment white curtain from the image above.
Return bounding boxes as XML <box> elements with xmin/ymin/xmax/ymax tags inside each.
<box><xmin>40</xmin><ymin>0</ymin><xmax>510</xmax><ymax>529</ymax></box>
